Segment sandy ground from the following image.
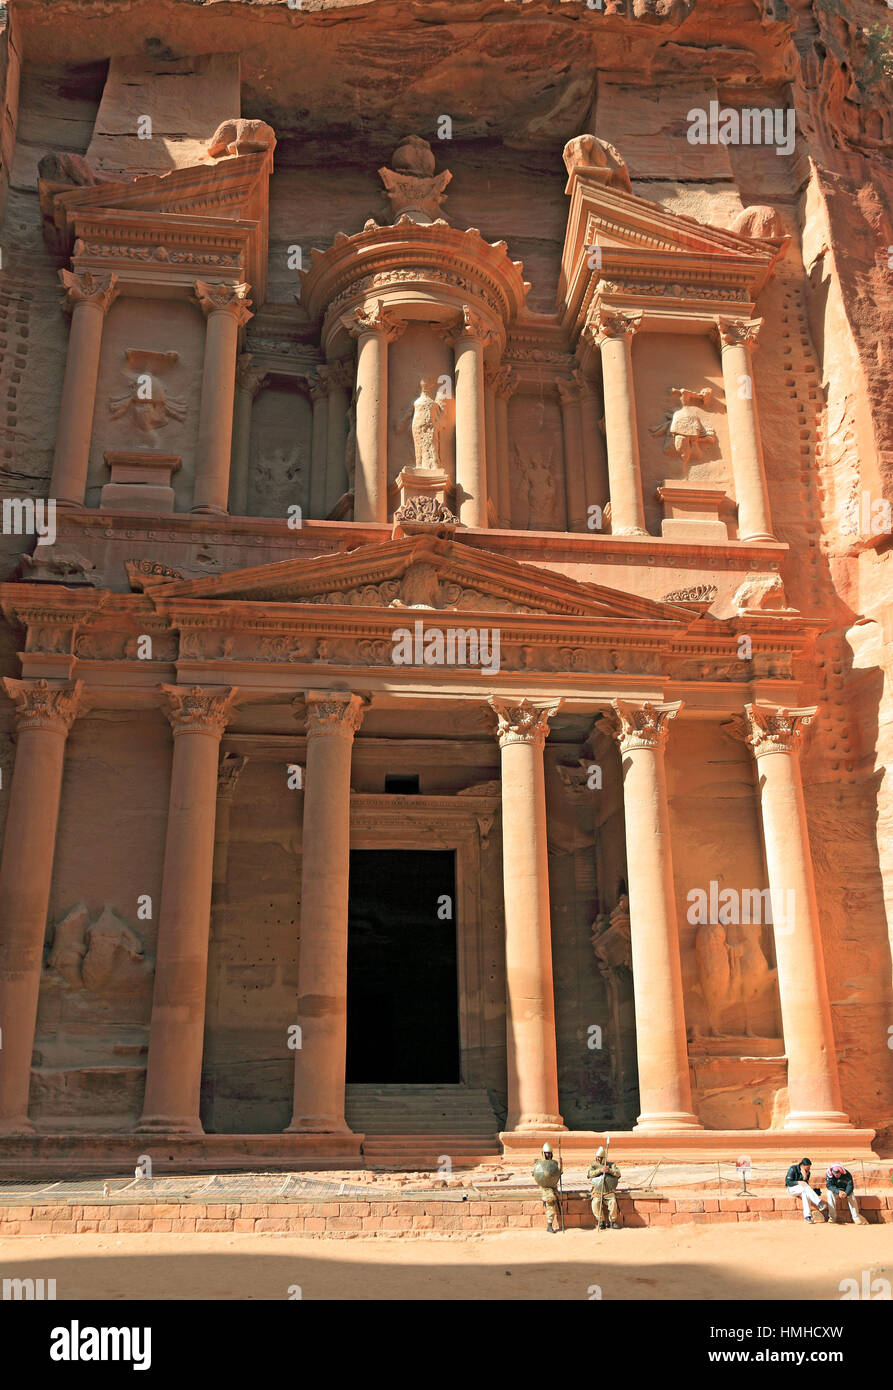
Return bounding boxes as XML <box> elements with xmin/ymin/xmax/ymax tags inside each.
<box><xmin>1</xmin><ymin>1223</ymin><xmax>890</xmax><ymax>1300</ymax></box>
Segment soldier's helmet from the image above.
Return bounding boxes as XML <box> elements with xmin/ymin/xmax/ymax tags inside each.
<box><xmin>595</xmin><ymin>1146</ymin><xmax>606</xmax><ymax>1160</ymax></box>
<box><xmin>542</xmin><ymin>1143</ymin><xmax>553</xmax><ymax>1157</ymax></box>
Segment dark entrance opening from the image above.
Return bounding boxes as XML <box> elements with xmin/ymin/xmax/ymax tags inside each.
<box><xmin>346</xmin><ymin>849</ymin><xmax>459</xmax><ymax>1083</ymax></box>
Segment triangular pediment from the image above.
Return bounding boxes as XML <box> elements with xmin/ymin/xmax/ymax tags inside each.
<box><xmin>146</xmin><ymin>535</ymin><xmax>693</xmax><ymax>627</ymax></box>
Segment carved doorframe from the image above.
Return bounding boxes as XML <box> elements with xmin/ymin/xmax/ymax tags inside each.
<box><xmin>349</xmin><ymin>794</ymin><xmax>499</xmax><ymax>1086</ymax></box>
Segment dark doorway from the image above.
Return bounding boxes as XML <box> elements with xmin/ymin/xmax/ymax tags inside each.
<box><xmin>346</xmin><ymin>849</ymin><xmax>459</xmax><ymax>1083</ymax></box>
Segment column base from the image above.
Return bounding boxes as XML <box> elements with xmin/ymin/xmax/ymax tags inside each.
<box><xmin>506</xmin><ymin>1114</ymin><xmax>566</xmax><ymax>1133</ymax></box>
<box><xmin>190</xmin><ymin>504</ymin><xmax>229</xmax><ymax>517</ymax></box>
<box><xmin>634</xmin><ymin>1112</ymin><xmax>703</xmax><ymax>1132</ymax></box>
<box><xmin>741</xmin><ymin>532</ymin><xmax>777</xmax><ymax>543</ymax></box>
<box><xmin>136</xmin><ymin>1116</ymin><xmax>204</xmax><ymax>1135</ymax></box>
<box><xmin>611</xmin><ymin>526</ymin><xmax>649</xmax><ymax>538</ymax></box>
<box><xmin>783</xmin><ymin>1110</ymin><xmax>853</xmax><ymax>1131</ymax></box>
<box><xmin>285</xmin><ymin>1117</ymin><xmax>355</xmax><ymax>1136</ymax></box>
<box><xmin>0</xmin><ymin>1116</ymin><xmax>35</xmax><ymax>1137</ymax></box>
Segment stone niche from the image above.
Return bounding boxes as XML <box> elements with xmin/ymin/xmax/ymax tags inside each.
<box><xmin>89</xmin><ymin>298</ymin><xmax>202</xmax><ymax>512</ymax></box>
<box><xmin>634</xmin><ymin>333</ymin><xmax>732</xmax><ymax>538</ymax></box>
<box><xmin>388</xmin><ymin>321</ymin><xmax>456</xmax><ymax>489</ymax></box>
<box><xmin>247</xmin><ymin>382</ymin><xmax>312</xmax><ymax>521</ymax></box>
<box><xmin>508</xmin><ymin>390</ymin><xmax>567</xmax><ymax>531</ymax></box>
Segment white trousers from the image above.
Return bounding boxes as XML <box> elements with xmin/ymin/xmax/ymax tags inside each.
<box><xmin>789</xmin><ymin>1181</ymin><xmax>823</xmax><ymax>1218</ymax></box>
<box><xmin>827</xmin><ymin>1188</ymin><xmax>860</xmax><ymax>1222</ymax></box>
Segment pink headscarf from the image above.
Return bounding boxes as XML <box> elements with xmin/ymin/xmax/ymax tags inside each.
<box><xmin>827</xmin><ymin>1163</ymin><xmax>846</xmax><ymax>1178</ymax></box>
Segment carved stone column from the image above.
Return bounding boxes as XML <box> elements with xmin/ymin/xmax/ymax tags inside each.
<box><xmin>0</xmin><ymin>679</ymin><xmax>83</xmax><ymax>1134</ymax></box>
<box><xmin>287</xmin><ymin>691</ymin><xmax>365</xmax><ymax>1133</ymax></box>
<box><xmin>50</xmin><ymin>271</ymin><xmax>119</xmax><ymax>508</ymax></box>
<box><xmin>592</xmin><ymin>308</ymin><xmax>647</xmax><ymax>536</ymax></box>
<box><xmin>577</xmin><ymin>371</ymin><xmax>610</xmax><ymax>523</ymax></box>
<box><xmin>601</xmin><ymin>700</ymin><xmax>701</xmax><ymax>1131</ymax></box>
<box><xmin>308</xmin><ymin>370</ymin><xmax>329</xmax><ymax>521</ymax></box>
<box><xmin>229</xmin><ymin>354</ymin><xmax>267</xmax><ymax>516</ymax></box>
<box><xmin>489</xmin><ymin>698</ymin><xmax>564</xmax><ymax>1133</ymax></box>
<box><xmin>139</xmin><ymin>685</ymin><xmax>239</xmax><ymax>1133</ymax></box>
<box><xmin>714</xmin><ymin>317</ymin><xmax>775</xmax><ymax>542</ymax></box>
<box><xmin>450</xmin><ymin>306</ymin><xmax>492</xmax><ymax>529</ymax></box>
<box><xmin>212</xmin><ymin>753</ymin><xmax>247</xmax><ymax>899</ymax></box>
<box><xmin>484</xmin><ymin>364</ymin><xmax>500</xmax><ymax>524</ymax></box>
<box><xmin>341</xmin><ymin>302</ymin><xmax>402</xmax><ymax>523</ymax></box>
<box><xmin>192</xmin><ymin>281</ymin><xmax>253</xmax><ymax>515</ymax></box>
<box><xmin>494</xmin><ymin>367</ymin><xmax>517</xmax><ymax>528</ymax></box>
<box><xmin>323</xmin><ymin>358</ymin><xmax>353</xmax><ymax>516</ymax></box>
<box><xmin>738</xmin><ymin>704</ymin><xmax>851</xmax><ymax>1129</ymax></box>
<box><xmin>557</xmin><ymin>376</ymin><xmax>586</xmax><ymax>531</ymax></box>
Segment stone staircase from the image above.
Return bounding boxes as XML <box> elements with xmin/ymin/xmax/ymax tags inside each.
<box><xmin>345</xmin><ymin>1084</ymin><xmax>503</xmax><ymax>1168</ymax></box>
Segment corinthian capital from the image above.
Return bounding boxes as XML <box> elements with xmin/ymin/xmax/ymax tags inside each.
<box><xmin>714</xmin><ymin>316</ymin><xmax>763</xmax><ymax>350</ymax></box>
<box><xmin>193</xmin><ymin>280</ymin><xmax>253</xmax><ymax>326</ymax></box>
<box><xmin>493</xmin><ymin>366</ymin><xmax>518</xmax><ymax>399</ymax></box>
<box><xmin>2</xmin><ymin>677</ymin><xmax>84</xmax><ymax>733</ymax></box>
<box><xmin>489</xmin><ymin>697</ymin><xmax>561</xmax><ymax>750</ymax></box>
<box><xmin>739</xmin><ymin>702</ymin><xmax>817</xmax><ymax>759</ymax></box>
<box><xmin>599</xmin><ymin>699</ymin><xmax>682</xmax><ymax>753</ymax></box>
<box><xmin>590</xmin><ymin>307</ymin><xmax>643</xmax><ymax>346</ymax></box>
<box><xmin>162</xmin><ymin>684</ymin><xmax>239</xmax><ymax>737</ymax></box>
<box><xmin>235</xmin><ymin>353</ymin><xmax>268</xmax><ymax>399</ymax></box>
<box><xmin>304</xmin><ymin>690</ymin><xmax>366</xmax><ymax>740</ymax></box>
<box><xmin>59</xmin><ymin>269</ymin><xmax>119</xmax><ymax>316</ymax></box>
<box><xmin>447</xmin><ymin>304</ymin><xmax>496</xmax><ymax>350</ymax></box>
<box><xmin>340</xmin><ymin>299</ymin><xmax>405</xmax><ymax>343</ymax></box>
<box><xmin>321</xmin><ymin>358</ymin><xmax>355</xmax><ymax>393</ymax></box>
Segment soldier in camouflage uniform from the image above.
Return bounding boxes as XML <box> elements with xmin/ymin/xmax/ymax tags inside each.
<box><xmin>532</xmin><ymin>1142</ymin><xmax>563</xmax><ymax>1233</ymax></box>
<box><xmin>588</xmin><ymin>1145</ymin><xmax>622</xmax><ymax>1229</ymax></box>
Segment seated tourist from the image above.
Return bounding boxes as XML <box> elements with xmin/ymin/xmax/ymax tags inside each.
<box><xmin>784</xmin><ymin>1156</ymin><xmax>828</xmax><ymax>1223</ymax></box>
<box><xmin>825</xmin><ymin>1163</ymin><xmax>867</xmax><ymax>1225</ymax></box>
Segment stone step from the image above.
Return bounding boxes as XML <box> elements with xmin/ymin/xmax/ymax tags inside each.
<box><xmin>345</xmin><ymin>1084</ymin><xmax>502</xmax><ymax>1135</ymax></box>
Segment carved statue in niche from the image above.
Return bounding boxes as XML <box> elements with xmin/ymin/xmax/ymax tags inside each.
<box><xmin>649</xmin><ymin>387</ymin><xmax>717</xmax><ymax>464</ymax></box>
<box><xmin>693</xmin><ymin>921</ymin><xmax>777</xmax><ymax>1038</ymax></box>
<box><xmin>108</xmin><ymin>349</ymin><xmax>187</xmax><ymax>436</ymax></box>
<box><xmin>397</xmin><ymin>378</ymin><xmax>446</xmax><ymax>471</ymax></box>
<box><xmin>515</xmin><ymin>446</ymin><xmax>559</xmax><ymax>530</ymax></box>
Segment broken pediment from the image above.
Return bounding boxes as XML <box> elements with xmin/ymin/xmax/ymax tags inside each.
<box><xmin>559</xmin><ymin>153</ymin><xmax>787</xmax><ymax>334</ymax></box>
<box><xmin>40</xmin><ymin>149</ymin><xmax>274</xmax><ymax>301</ymax></box>
<box><xmin>145</xmin><ymin>534</ymin><xmax>694</xmax><ymax>628</ymax></box>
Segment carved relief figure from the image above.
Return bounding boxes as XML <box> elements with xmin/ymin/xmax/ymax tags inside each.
<box><xmin>108</xmin><ymin>349</ymin><xmax>186</xmax><ymax>435</ymax></box>
<box><xmin>515</xmin><ymin>447</ymin><xmax>559</xmax><ymax>530</ymax></box>
<box><xmin>694</xmin><ymin>921</ymin><xmax>777</xmax><ymax>1038</ymax></box>
<box><xmin>650</xmin><ymin>387</ymin><xmax>717</xmax><ymax>464</ymax></box>
<box><xmin>397</xmin><ymin>377</ymin><xmax>446</xmax><ymax>471</ymax></box>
